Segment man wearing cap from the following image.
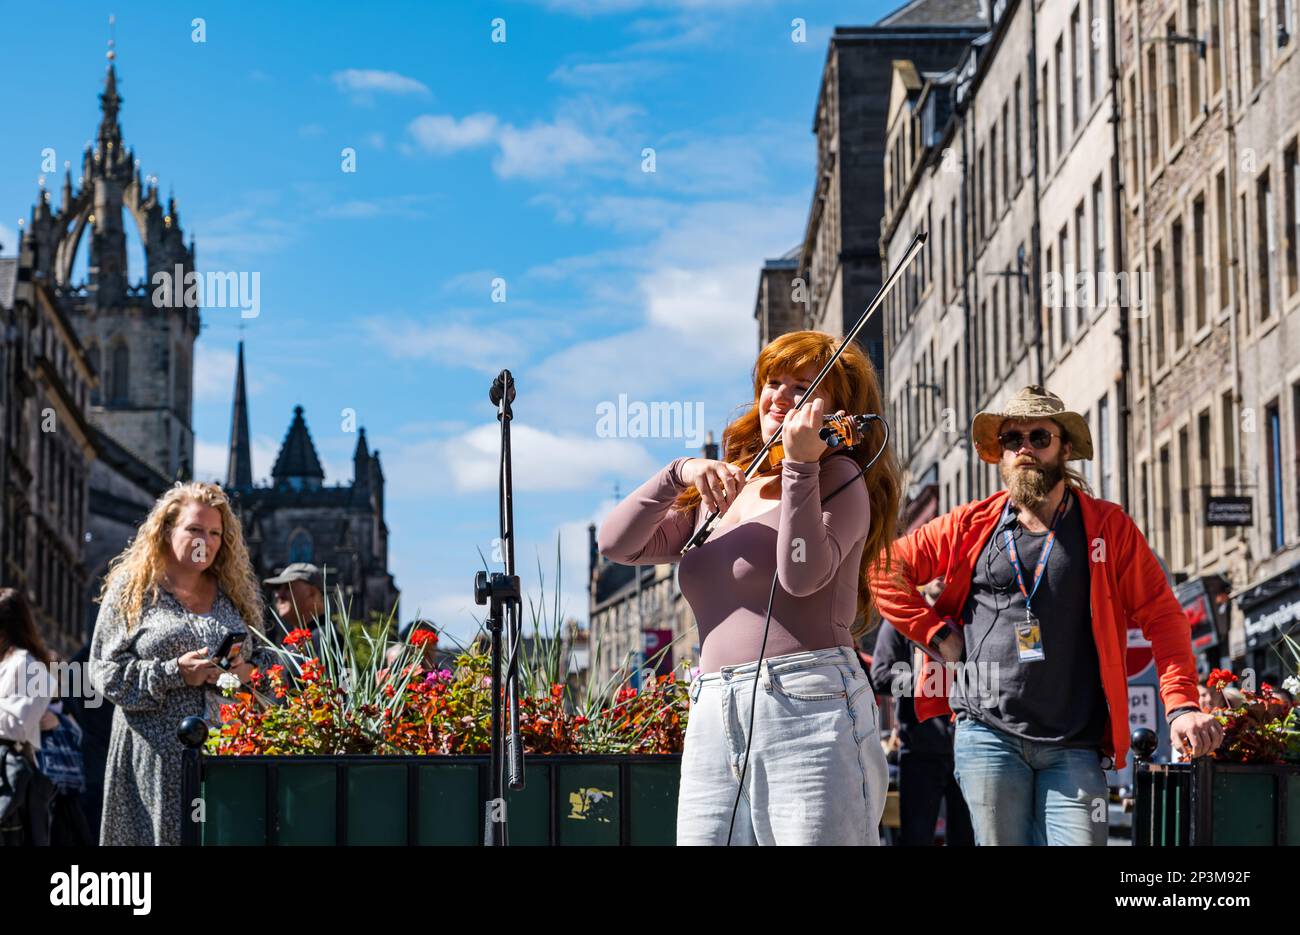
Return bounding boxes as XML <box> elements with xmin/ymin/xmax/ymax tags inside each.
<box><xmin>263</xmin><ymin>563</ymin><xmax>329</xmax><ymax>658</ymax></box>
<box><xmin>870</xmin><ymin>385</ymin><xmax>1222</xmax><ymax>845</ymax></box>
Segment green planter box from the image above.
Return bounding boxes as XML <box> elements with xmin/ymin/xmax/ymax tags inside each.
<box><xmin>1134</xmin><ymin>757</ymin><xmax>1300</xmax><ymax>846</ymax></box>
<box><xmin>183</xmin><ymin>752</ymin><xmax>681</xmax><ymax>846</ymax></box>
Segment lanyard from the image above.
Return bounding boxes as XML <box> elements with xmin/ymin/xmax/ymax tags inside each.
<box><xmin>1003</xmin><ymin>491</ymin><xmax>1071</xmax><ymax>614</ymax></box>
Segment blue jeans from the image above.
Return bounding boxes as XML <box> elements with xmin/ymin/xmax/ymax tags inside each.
<box><xmin>952</xmin><ymin>716</ymin><xmax>1108</xmax><ymax>846</ymax></box>
<box><xmin>676</xmin><ymin>646</ymin><xmax>888</xmax><ymax>846</ymax></box>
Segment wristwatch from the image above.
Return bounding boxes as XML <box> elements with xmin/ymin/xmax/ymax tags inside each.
<box><xmin>929</xmin><ymin>624</ymin><xmax>953</xmax><ymax>650</ymax></box>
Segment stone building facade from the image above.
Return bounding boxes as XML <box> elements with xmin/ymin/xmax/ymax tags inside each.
<box><xmin>882</xmin><ymin>0</ymin><xmax>1125</xmax><ymax>535</ymax></box>
<box><xmin>1121</xmin><ymin>0</ymin><xmax>1300</xmax><ymax>674</ymax></box>
<box><xmin>2</xmin><ymin>60</ymin><xmax>178</xmax><ymax>651</ymax></box>
<box><xmin>0</xmin><ymin>253</ymin><xmax>97</xmax><ymax>656</ymax></box>
<box><xmin>794</xmin><ymin>5</ymin><xmax>987</xmax><ymax>372</ymax></box>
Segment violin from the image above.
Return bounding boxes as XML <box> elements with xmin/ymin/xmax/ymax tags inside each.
<box><xmin>756</xmin><ymin>412</ymin><xmax>876</xmax><ymax>474</ymax></box>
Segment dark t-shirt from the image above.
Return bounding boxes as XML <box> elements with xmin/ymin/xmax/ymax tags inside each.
<box><xmin>951</xmin><ymin>492</ymin><xmax>1109</xmax><ymax>747</ymax></box>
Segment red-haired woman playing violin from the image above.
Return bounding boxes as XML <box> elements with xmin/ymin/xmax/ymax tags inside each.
<box><xmin>598</xmin><ymin>330</ymin><xmax>903</xmax><ymax>845</ymax></box>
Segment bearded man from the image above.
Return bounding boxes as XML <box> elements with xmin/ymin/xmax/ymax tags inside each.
<box><xmin>870</xmin><ymin>385</ymin><xmax>1222</xmax><ymax>845</ymax></box>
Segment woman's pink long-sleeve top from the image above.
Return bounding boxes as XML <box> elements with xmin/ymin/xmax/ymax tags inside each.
<box><xmin>597</xmin><ymin>454</ymin><xmax>870</xmax><ymax>673</ymax></box>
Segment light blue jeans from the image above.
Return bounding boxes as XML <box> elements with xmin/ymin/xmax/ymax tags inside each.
<box><xmin>676</xmin><ymin>646</ymin><xmax>888</xmax><ymax>846</ymax></box>
<box><xmin>952</xmin><ymin>716</ymin><xmax>1109</xmax><ymax>846</ymax></box>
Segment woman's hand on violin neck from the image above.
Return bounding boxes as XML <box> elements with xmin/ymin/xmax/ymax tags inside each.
<box><xmin>781</xmin><ymin>397</ymin><xmax>837</xmax><ymax>463</ymax></box>
<box><xmin>679</xmin><ymin>458</ymin><xmax>746</xmax><ymax>515</ymax></box>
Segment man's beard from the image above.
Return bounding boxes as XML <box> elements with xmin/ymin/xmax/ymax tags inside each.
<box><xmin>1002</xmin><ymin>452</ymin><xmax>1066</xmax><ymax>507</ymax></box>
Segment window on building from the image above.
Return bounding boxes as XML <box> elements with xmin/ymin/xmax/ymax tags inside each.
<box><xmin>1249</xmin><ymin>0</ymin><xmax>1264</xmax><ymax>86</ymax></box>
<box><xmin>1159</xmin><ymin>443</ymin><xmax>1172</xmax><ymax>559</ymax></box>
<box><xmin>110</xmin><ymin>343</ymin><xmax>129</xmax><ymax>405</ymax></box>
<box><xmin>1172</xmin><ymin>218</ymin><xmax>1186</xmax><ymax>349</ymax></box>
<box><xmin>978</xmin><ymin>144</ymin><xmax>987</xmax><ymax>240</ymax></box>
<box><xmin>1216</xmin><ymin>169</ymin><xmax>1230</xmax><ymax>310</ymax></box>
<box><xmin>1186</xmin><ymin>0</ymin><xmax>1201</xmax><ymax>119</ymax></box>
<box><xmin>1075</xmin><ymin>200</ymin><xmax>1088</xmax><ymax>327</ymax></box>
<box><xmin>1240</xmin><ymin>191</ymin><xmax>1253</xmax><ymax>336</ymax></box>
<box><xmin>1014</xmin><ymin>76</ymin><xmax>1023</xmax><ymax>182</ymax></box>
<box><xmin>1125</xmin><ymin>74</ymin><xmax>1139</xmax><ymax>195</ymax></box>
<box><xmin>1178</xmin><ymin>426</ymin><xmax>1193</xmax><ymax>566</ymax></box>
<box><xmin>1146</xmin><ymin>47</ymin><xmax>1161</xmax><ymax>172</ymax></box>
<box><xmin>1192</xmin><ymin>195</ymin><xmax>1207</xmax><ymax>331</ymax></box>
<box><xmin>1221</xmin><ymin>390</ymin><xmax>1236</xmax><ymax>490</ymax></box>
<box><xmin>1045</xmin><ymin>243</ymin><xmax>1056</xmax><ymax>354</ymax></box>
<box><xmin>949</xmin><ymin>199</ymin><xmax>959</xmax><ymax>293</ymax></box>
<box><xmin>1072</xmin><ymin>6</ymin><xmax>1084</xmax><ymax>124</ymax></box>
<box><xmin>990</xmin><ymin>124</ymin><xmax>998</xmax><ymax>217</ymax></box>
<box><xmin>288</xmin><ymin>530</ymin><xmax>314</xmax><ymax>562</ymax></box>
<box><xmin>1059</xmin><ymin>225</ymin><xmax>1072</xmax><ymax>345</ymax></box>
<box><xmin>1266</xmin><ymin>401</ymin><xmax>1285</xmax><ymax>552</ymax></box>
<box><xmin>1198</xmin><ymin>408</ymin><xmax>1213</xmax><ymax>554</ymax></box>
<box><xmin>1056</xmin><ymin>38</ymin><xmax>1067</xmax><ymax>154</ymax></box>
<box><xmin>1153</xmin><ymin>242</ymin><xmax>1166</xmax><ymax>368</ymax></box>
<box><xmin>1286</xmin><ymin>141</ymin><xmax>1299</xmax><ymax>298</ymax></box>
<box><xmin>87</xmin><ymin>344</ymin><xmax>102</xmax><ymax>405</ymax></box>
<box><xmin>1140</xmin><ymin>461</ymin><xmax>1151</xmax><ymax>535</ymax></box>
<box><xmin>1093</xmin><ymin>176</ymin><xmax>1106</xmax><ymax>285</ymax></box>
<box><xmin>991</xmin><ymin>281</ymin><xmax>1001</xmax><ymax>379</ymax></box>
<box><xmin>1209</xmin><ymin>0</ymin><xmax>1222</xmax><ymax>98</ymax></box>
<box><xmin>1001</xmin><ymin>100</ymin><xmax>1010</xmax><ymax>206</ymax></box>
<box><xmin>1098</xmin><ymin>392</ymin><xmax>1111</xmax><ymax>500</ymax></box>
<box><xmin>1042</xmin><ymin>62</ymin><xmax>1053</xmax><ymax>167</ymax></box>
<box><xmin>1259</xmin><ymin>168</ymin><xmax>1275</xmax><ymax>321</ymax></box>
<box><xmin>1165</xmin><ymin>18</ymin><xmax>1181</xmax><ymax>147</ymax></box>
<box><xmin>1089</xmin><ymin>0</ymin><xmax>1103</xmax><ymax>102</ymax></box>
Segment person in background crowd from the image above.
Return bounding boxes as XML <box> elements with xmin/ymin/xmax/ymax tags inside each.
<box><xmin>871</xmin><ymin>385</ymin><xmax>1221</xmax><ymax>846</ymax></box>
<box><xmin>264</xmin><ymin>563</ymin><xmax>329</xmax><ymax>659</ymax></box>
<box><xmin>63</xmin><ymin>643</ymin><xmax>113</xmax><ymax>842</ymax></box>
<box><xmin>869</xmin><ymin>620</ymin><xmax>974</xmax><ymax>846</ymax></box>
<box><xmin>0</xmin><ymin>588</ymin><xmax>55</xmax><ymax>845</ymax></box>
<box><xmin>36</xmin><ymin>655</ymin><xmax>94</xmax><ymax>846</ymax></box>
<box><xmin>89</xmin><ymin>481</ymin><xmax>273</xmax><ymax>846</ymax></box>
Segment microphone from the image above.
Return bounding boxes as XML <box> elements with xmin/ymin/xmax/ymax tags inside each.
<box><xmin>489</xmin><ymin>369</ymin><xmax>516</xmax><ymax>406</ymax></box>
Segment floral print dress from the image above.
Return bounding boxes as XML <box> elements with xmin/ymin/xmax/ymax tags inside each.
<box><xmin>89</xmin><ymin>581</ymin><xmax>273</xmax><ymax>846</ymax></box>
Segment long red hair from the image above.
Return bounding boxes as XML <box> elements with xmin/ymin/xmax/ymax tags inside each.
<box><xmin>672</xmin><ymin>330</ymin><xmax>902</xmax><ymax>636</ymax></box>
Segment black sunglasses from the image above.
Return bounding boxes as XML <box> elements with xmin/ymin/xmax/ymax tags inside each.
<box><xmin>997</xmin><ymin>429</ymin><xmax>1060</xmax><ymax>451</ymax></box>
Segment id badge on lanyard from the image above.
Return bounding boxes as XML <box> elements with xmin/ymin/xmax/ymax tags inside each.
<box><xmin>1004</xmin><ymin>492</ymin><xmax>1069</xmax><ymax>665</ymax></box>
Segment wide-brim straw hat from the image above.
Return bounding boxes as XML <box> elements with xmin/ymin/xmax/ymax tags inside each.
<box><xmin>971</xmin><ymin>384</ymin><xmax>1093</xmax><ymax>464</ymax></box>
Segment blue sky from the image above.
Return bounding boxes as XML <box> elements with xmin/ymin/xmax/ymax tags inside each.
<box><xmin>1</xmin><ymin>0</ymin><xmax>899</xmax><ymax>644</ymax></box>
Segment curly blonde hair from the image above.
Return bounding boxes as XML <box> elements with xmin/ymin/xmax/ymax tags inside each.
<box><xmin>97</xmin><ymin>481</ymin><xmax>265</xmax><ymax>632</ymax></box>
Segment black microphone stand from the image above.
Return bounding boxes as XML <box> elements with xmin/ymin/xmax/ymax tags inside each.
<box><xmin>473</xmin><ymin>368</ymin><xmax>525</xmax><ymax>846</ymax></box>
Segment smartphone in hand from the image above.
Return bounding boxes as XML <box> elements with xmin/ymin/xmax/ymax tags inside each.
<box><xmin>212</xmin><ymin>631</ymin><xmax>248</xmax><ymax>671</ymax></box>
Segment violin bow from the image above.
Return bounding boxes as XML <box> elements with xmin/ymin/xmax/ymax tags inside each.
<box><xmin>680</xmin><ymin>229</ymin><xmax>928</xmax><ymax>554</ymax></box>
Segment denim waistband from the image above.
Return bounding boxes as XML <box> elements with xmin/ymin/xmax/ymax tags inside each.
<box><xmin>695</xmin><ymin>645</ymin><xmax>860</xmax><ymax>684</ymax></box>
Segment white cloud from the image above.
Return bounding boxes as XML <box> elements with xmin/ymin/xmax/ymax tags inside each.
<box><xmin>407</xmin><ymin>113</ymin><xmax>499</xmax><ymax>153</ymax></box>
<box><xmin>332</xmin><ymin>69</ymin><xmax>431</xmax><ymax>98</ymax></box>
<box><xmin>548</xmin><ymin>60</ymin><xmax>667</xmax><ymax>90</ymax></box>
<box><xmin>315</xmin><ymin>195</ymin><xmax>430</xmax><ymax>220</ymax></box>
<box><xmin>406</xmin><ymin>103</ymin><xmax>630</xmax><ymax>179</ymax></box>
<box><xmin>193</xmin><ymin>208</ymin><xmax>296</xmax><ymax>269</ymax></box>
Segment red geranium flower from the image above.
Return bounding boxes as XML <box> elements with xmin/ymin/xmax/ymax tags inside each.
<box><xmin>283</xmin><ymin>628</ymin><xmax>314</xmax><ymax>648</ymax></box>
<box><xmin>410</xmin><ymin>629</ymin><xmax>439</xmax><ymax>648</ymax></box>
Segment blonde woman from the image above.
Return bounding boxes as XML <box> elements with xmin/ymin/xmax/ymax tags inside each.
<box><xmin>89</xmin><ymin>481</ymin><xmax>269</xmax><ymax>846</ymax></box>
